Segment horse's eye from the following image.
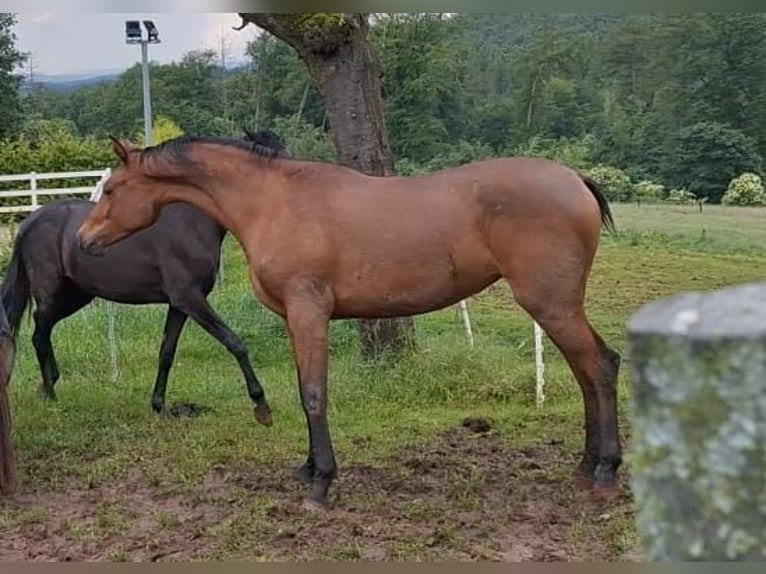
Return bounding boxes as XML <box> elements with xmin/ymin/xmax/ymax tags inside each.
<box><xmin>103</xmin><ymin>188</ymin><xmax>112</xmax><ymax>197</ymax></box>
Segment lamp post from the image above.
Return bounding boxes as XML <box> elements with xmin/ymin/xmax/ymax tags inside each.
<box><xmin>125</xmin><ymin>20</ymin><xmax>160</xmax><ymax>146</ymax></box>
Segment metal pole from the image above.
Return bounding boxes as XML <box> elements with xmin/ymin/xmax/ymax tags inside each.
<box><xmin>140</xmin><ymin>40</ymin><xmax>153</xmax><ymax>146</ymax></box>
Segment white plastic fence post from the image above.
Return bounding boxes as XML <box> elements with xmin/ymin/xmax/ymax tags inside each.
<box><xmin>534</xmin><ymin>321</ymin><xmax>545</xmax><ymax>407</ymax></box>
<box><xmin>30</xmin><ymin>172</ymin><xmax>38</xmax><ymax>210</ymax></box>
<box><xmin>458</xmin><ymin>299</ymin><xmax>474</xmax><ymax>348</ymax></box>
<box><xmin>90</xmin><ymin>168</ymin><xmax>120</xmax><ymax>384</ymax></box>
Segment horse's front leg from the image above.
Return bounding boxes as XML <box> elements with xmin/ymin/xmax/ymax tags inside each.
<box><xmin>284</xmin><ymin>291</ymin><xmax>336</xmax><ymax>509</ymax></box>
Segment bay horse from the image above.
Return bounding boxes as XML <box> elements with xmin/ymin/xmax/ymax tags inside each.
<box><xmin>0</xmin><ymin>130</ymin><xmax>287</xmax><ymax>426</ymax></box>
<box><xmin>76</xmin><ymin>135</ymin><xmax>622</xmax><ymax>509</ymax></box>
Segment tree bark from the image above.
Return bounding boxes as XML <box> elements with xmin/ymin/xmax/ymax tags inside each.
<box><xmin>237</xmin><ymin>13</ymin><xmax>415</xmax><ymax>359</ymax></box>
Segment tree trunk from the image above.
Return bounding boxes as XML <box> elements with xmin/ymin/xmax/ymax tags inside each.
<box><xmin>236</xmin><ymin>13</ymin><xmax>415</xmax><ymax>359</ymax></box>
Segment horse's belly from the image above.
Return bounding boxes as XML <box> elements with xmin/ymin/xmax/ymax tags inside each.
<box><xmin>331</xmin><ymin>257</ymin><xmax>499</xmax><ymax>319</ymax></box>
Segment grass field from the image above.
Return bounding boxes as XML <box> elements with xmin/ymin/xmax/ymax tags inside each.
<box><xmin>1</xmin><ymin>202</ymin><xmax>765</xmax><ymax>561</ymax></box>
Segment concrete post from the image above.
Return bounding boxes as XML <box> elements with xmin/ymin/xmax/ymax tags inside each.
<box><xmin>627</xmin><ymin>281</ymin><xmax>766</xmax><ymax>561</ymax></box>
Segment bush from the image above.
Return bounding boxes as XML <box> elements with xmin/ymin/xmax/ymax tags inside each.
<box><xmin>585</xmin><ymin>164</ymin><xmax>633</xmax><ymax>202</ymax></box>
<box><xmin>137</xmin><ymin>115</ymin><xmax>185</xmax><ymax>146</ymax></box>
<box><xmin>721</xmin><ymin>172</ymin><xmax>766</xmax><ymax>206</ymax></box>
<box><xmin>634</xmin><ymin>180</ymin><xmax>666</xmax><ymax>202</ymax></box>
<box><xmin>666</xmin><ymin>188</ymin><xmax>700</xmax><ymax>205</ymax></box>
<box><xmin>0</xmin><ymin>119</ymin><xmax>115</xmax><ymax>222</ymax></box>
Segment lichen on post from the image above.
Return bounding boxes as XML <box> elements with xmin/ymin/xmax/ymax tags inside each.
<box><xmin>627</xmin><ymin>281</ymin><xmax>766</xmax><ymax>561</ymax></box>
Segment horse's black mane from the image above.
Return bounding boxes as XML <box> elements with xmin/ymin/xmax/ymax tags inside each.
<box><xmin>142</xmin><ymin>129</ymin><xmax>290</xmax><ymax>162</ymax></box>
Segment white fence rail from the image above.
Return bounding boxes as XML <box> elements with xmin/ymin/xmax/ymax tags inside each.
<box><xmin>0</xmin><ymin>168</ymin><xmax>547</xmax><ymax>404</ymax></box>
<box><xmin>0</xmin><ymin>169</ymin><xmax>111</xmax><ymax>214</ymax></box>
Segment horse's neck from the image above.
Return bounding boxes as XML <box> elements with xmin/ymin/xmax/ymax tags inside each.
<box><xmin>169</xmin><ymin>149</ymin><xmax>271</xmax><ymax>241</ymax></box>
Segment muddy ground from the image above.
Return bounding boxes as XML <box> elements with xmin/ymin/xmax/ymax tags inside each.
<box><xmin>0</xmin><ymin>420</ymin><xmax>639</xmax><ymax>561</ymax></box>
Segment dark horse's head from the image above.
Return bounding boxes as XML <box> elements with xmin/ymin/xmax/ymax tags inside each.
<box><xmin>242</xmin><ymin>128</ymin><xmax>291</xmax><ymax>159</ymax></box>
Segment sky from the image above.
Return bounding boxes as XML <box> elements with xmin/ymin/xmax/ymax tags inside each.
<box><xmin>13</xmin><ymin>13</ymin><xmax>260</xmax><ymax>77</ymax></box>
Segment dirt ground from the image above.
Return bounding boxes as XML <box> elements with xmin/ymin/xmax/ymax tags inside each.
<box><xmin>0</xmin><ymin>420</ymin><xmax>639</xmax><ymax>562</ymax></box>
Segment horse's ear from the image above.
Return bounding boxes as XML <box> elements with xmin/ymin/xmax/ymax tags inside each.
<box><xmin>242</xmin><ymin>126</ymin><xmax>257</xmax><ymax>142</ymax></box>
<box><xmin>109</xmin><ymin>135</ymin><xmax>129</xmax><ymax>164</ymax></box>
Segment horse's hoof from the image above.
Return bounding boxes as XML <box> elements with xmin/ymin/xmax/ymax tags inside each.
<box><xmin>291</xmin><ymin>464</ymin><xmax>313</xmax><ymax>486</ymax></box>
<box><xmin>156</xmin><ymin>407</ymin><xmax>174</xmax><ymax>421</ymax></box>
<box><xmin>592</xmin><ymin>482</ymin><xmax>622</xmax><ymax>501</ymax></box>
<box><xmin>572</xmin><ymin>472</ymin><xmax>595</xmax><ymax>489</ymax></box>
<box><xmin>254</xmin><ymin>404</ymin><xmax>273</xmax><ymax>427</ymax></box>
<box><xmin>37</xmin><ymin>384</ymin><xmax>56</xmax><ymax>401</ymax></box>
<box><xmin>301</xmin><ymin>495</ymin><xmax>331</xmax><ymax>512</ymax></box>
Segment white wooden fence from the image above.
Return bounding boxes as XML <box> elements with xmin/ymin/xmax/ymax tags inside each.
<box><xmin>0</xmin><ymin>169</ymin><xmax>112</xmax><ymax>214</ymax></box>
<box><xmin>0</xmin><ymin>169</ymin><xmax>548</xmax><ymax>405</ymax></box>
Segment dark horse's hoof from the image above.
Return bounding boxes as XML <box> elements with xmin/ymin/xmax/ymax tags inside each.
<box><xmin>254</xmin><ymin>404</ymin><xmax>273</xmax><ymax>427</ymax></box>
<box><xmin>156</xmin><ymin>402</ymin><xmax>212</xmax><ymax>419</ymax></box>
<box><xmin>592</xmin><ymin>482</ymin><xmax>622</xmax><ymax>501</ymax></box>
<box><xmin>301</xmin><ymin>496</ymin><xmax>331</xmax><ymax>512</ymax></box>
<box><xmin>37</xmin><ymin>383</ymin><xmax>56</xmax><ymax>401</ymax></box>
<box><xmin>291</xmin><ymin>463</ymin><xmax>314</xmax><ymax>486</ymax></box>
<box><xmin>572</xmin><ymin>471</ymin><xmax>595</xmax><ymax>490</ymax></box>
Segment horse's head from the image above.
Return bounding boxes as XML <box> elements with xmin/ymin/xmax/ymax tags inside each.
<box><xmin>76</xmin><ymin>136</ymin><xmax>167</xmax><ymax>255</ymax></box>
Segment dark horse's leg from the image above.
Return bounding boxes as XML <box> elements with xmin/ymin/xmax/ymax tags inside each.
<box><xmin>176</xmin><ymin>294</ymin><xmax>271</xmax><ymax>425</ymax></box>
<box><xmin>284</xmin><ymin>290</ymin><xmax>335</xmax><ymax>509</ymax></box>
<box><xmin>32</xmin><ymin>289</ymin><xmax>93</xmax><ymax>399</ymax></box>
<box><xmin>151</xmin><ymin>306</ymin><xmax>188</xmax><ymax>414</ymax></box>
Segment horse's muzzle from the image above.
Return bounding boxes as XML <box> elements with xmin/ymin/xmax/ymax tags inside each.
<box><xmin>75</xmin><ymin>231</ymin><xmax>106</xmax><ymax>257</ymax></box>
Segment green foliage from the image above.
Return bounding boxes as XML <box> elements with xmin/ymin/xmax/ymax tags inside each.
<box><xmin>271</xmin><ymin>114</ymin><xmax>335</xmax><ymax>161</ymax></box>
<box><xmin>0</xmin><ymin>13</ymin><xmax>25</xmax><ymax>138</ymax></box>
<box><xmin>423</xmin><ymin>139</ymin><xmax>495</xmax><ymax>171</ymax></box>
<box><xmin>510</xmin><ymin>133</ymin><xmax>595</xmax><ymax>169</ymax></box>
<box><xmin>634</xmin><ymin>180</ymin><xmax>666</xmax><ymax>202</ymax></box>
<box><xmin>0</xmin><ymin>119</ymin><xmax>113</xmax><ymax>219</ymax></box>
<box><xmin>137</xmin><ymin>115</ymin><xmax>185</xmax><ymax>146</ymax></box>
<box><xmin>722</xmin><ymin>172</ymin><xmax>766</xmax><ymax>206</ymax></box>
<box><xmin>373</xmin><ymin>14</ymin><xmax>470</xmax><ymax>164</ymax></box>
<box><xmin>659</xmin><ymin>122</ymin><xmax>763</xmax><ymax>204</ymax></box>
<box><xmin>665</xmin><ymin>188</ymin><xmax>700</xmax><ymax>205</ymax></box>
<box><xmin>586</xmin><ymin>165</ymin><xmax>634</xmax><ymax>202</ymax></box>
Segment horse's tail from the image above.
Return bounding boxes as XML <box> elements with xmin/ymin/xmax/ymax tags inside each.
<box><xmin>1</xmin><ymin>233</ymin><xmax>32</xmax><ymax>338</ymax></box>
<box><xmin>579</xmin><ymin>173</ymin><xmax>616</xmax><ymax>233</ymax></box>
<box><xmin>0</xmin><ymin>331</ymin><xmax>16</xmax><ymax>495</ymax></box>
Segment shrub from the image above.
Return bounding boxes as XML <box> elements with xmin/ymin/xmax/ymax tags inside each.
<box><xmin>634</xmin><ymin>180</ymin><xmax>666</xmax><ymax>202</ymax></box>
<box><xmin>721</xmin><ymin>172</ymin><xmax>766</xmax><ymax>206</ymax></box>
<box><xmin>666</xmin><ymin>188</ymin><xmax>700</xmax><ymax>205</ymax></box>
<box><xmin>585</xmin><ymin>164</ymin><xmax>633</xmax><ymax>202</ymax></box>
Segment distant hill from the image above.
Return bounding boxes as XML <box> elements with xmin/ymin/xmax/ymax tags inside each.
<box><xmin>21</xmin><ymin>69</ymin><xmax>125</xmax><ymax>93</ymax></box>
<box><xmin>20</xmin><ymin>59</ymin><xmax>250</xmax><ymax>94</ymax></box>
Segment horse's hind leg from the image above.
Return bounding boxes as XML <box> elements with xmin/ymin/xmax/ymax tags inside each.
<box><xmin>32</xmin><ymin>309</ymin><xmax>58</xmax><ymax>399</ymax></box>
<box><xmin>501</xmin><ymin>259</ymin><xmax>621</xmax><ymax>493</ymax></box>
<box><xmin>151</xmin><ymin>306</ymin><xmax>188</xmax><ymax>415</ymax></box>
<box><xmin>176</xmin><ymin>293</ymin><xmax>272</xmax><ymax>426</ymax></box>
<box><xmin>32</xmin><ymin>288</ymin><xmax>93</xmax><ymax>399</ymax></box>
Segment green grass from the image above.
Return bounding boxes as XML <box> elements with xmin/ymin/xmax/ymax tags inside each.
<box><xmin>2</xmin><ymin>202</ymin><xmax>766</xmax><ymax>560</ymax></box>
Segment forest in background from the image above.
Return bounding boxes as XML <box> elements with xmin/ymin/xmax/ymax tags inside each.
<box><xmin>2</xmin><ymin>13</ymin><xmax>766</xmax><ymax>206</ymax></box>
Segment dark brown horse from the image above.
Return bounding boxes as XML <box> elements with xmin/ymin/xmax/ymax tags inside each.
<box><xmin>76</xmin><ymin>135</ymin><xmax>621</xmax><ymax>509</ymax></box>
